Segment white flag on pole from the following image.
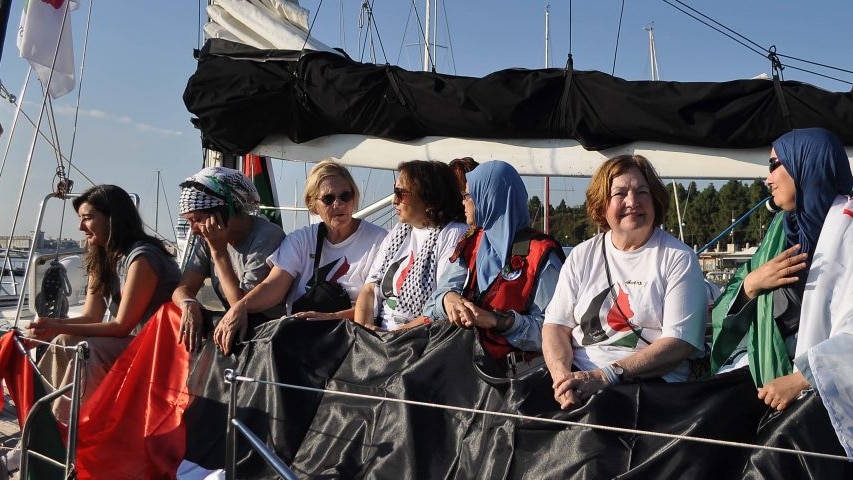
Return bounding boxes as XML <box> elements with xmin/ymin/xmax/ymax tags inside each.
<box><xmin>17</xmin><ymin>0</ymin><xmax>79</xmax><ymax>99</ymax></box>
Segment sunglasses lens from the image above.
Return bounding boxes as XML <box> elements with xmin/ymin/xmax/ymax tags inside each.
<box><xmin>768</xmin><ymin>157</ymin><xmax>780</xmax><ymax>173</ymax></box>
<box><xmin>320</xmin><ymin>191</ymin><xmax>354</xmax><ymax>205</ymax></box>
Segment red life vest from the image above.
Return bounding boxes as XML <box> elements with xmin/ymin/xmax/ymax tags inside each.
<box><xmin>451</xmin><ymin>227</ymin><xmax>562</xmax><ymax>360</ymax></box>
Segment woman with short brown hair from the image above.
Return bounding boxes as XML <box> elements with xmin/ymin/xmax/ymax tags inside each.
<box><xmin>542</xmin><ymin>154</ymin><xmax>706</xmax><ymax>411</ymax></box>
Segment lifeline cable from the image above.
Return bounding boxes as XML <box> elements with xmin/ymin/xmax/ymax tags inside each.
<box><xmin>225</xmin><ymin>372</ymin><xmax>853</xmax><ymax>464</ymax></box>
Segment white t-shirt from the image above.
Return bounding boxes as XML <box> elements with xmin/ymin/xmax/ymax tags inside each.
<box><xmin>269</xmin><ymin>220</ymin><xmax>387</xmax><ymax>314</ymax></box>
<box><xmin>367</xmin><ymin>221</ymin><xmax>468</xmax><ymax>330</ymax></box>
<box><xmin>544</xmin><ymin>228</ymin><xmax>707</xmax><ymax>382</ymax></box>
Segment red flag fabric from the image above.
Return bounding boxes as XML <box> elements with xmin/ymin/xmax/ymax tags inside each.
<box><xmin>76</xmin><ymin>303</ymin><xmax>190</xmax><ymax>480</ymax></box>
<box><xmin>0</xmin><ymin>331</ymin><xmax>37</xmax><ymax>425</ymax></box>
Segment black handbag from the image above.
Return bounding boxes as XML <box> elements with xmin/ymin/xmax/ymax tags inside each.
<box><xmin>291</xmin><ymin>223</ymin><xmax>352</xmax><ymax>314</ymax></box>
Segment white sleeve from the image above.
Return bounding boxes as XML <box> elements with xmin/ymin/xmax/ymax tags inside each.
<box><xmin>434</xmin><ymin>223</ymin><xmax>467</xmax><ymax>280</ymax></box>
<box><xmin>660</xmin><ymin>248</ymin><xmax>707</xmax><ymax>352</ymax></box>
<box><xmin>268</xmin><ymin>226</ymin><xmax>310</xmax><ymax>278</ymax></box>
<box><xmin>544</xmin><ymin>248</ymin><xmax>581</xmax><ymax>328</ymax></box>
<box><xmin>366</xmin><ymin>226</ymin><xmax>396</xmax><ymax>284</ymax></box>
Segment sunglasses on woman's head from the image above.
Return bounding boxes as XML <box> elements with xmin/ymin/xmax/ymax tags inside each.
<box><xmin>319</xmin><ymin>191</ymin><xmax>353</xmax><ymax>206</ymax></box>
<box><xmin>393</xmin><ymin>187</ymin><xmax>413</xmax><ymax>200</ymax></box>
<box><xmin>769</xmin><ymin>157</ymin><xmax>783</xmax><ymax>173</ymax></box>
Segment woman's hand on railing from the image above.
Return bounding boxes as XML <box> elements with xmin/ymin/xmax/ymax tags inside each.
<box><xmin>214</xmin><ymin>301</ymin><xmax>248</xmax><ymax>356</ymax></box>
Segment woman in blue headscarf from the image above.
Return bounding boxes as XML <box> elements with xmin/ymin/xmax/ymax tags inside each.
<box><xmin>711</xmin><ymin>128</ymin><xmax>853</xmax><ymax>476</ymax></box>
<box><xmin>423</xmin><ymin>160</ymin><xmax>564</xmax><ymax>361</ymax></box>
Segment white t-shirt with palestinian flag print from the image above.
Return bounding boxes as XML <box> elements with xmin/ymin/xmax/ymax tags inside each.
<box><xmin>367</xmin><ymin>221</ymin><xmax>468</xmax><ymax>330</ymax></box>
<box><xmin>544</xmin><ymin>228</ymin><xmax>707</xmax><ymax>382</ymax></box>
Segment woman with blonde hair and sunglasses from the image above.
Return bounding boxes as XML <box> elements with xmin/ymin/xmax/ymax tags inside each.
<box><xmin>354</xmin><ymin>160</ymin><xmax>468</xmax><ymax>331</ymax></box>
<box><xmin>215</xmin><ymin>159</ymin><xmax>387</xmax><ymax>355</ymax></box>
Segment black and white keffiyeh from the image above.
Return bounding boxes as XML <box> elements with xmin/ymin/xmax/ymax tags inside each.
<box><xmin>179</xmin><ymin>166</ymin><xmax>260</xmax><ymax>215</ymax></box>
<box><xmin>377</xmin><ymin>223</ymin><xmax>441</xmax><ymax>319</ymax></box>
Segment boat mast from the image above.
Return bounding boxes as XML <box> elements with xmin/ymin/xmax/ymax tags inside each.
<box><xmin>646</xmin><ymin>23</ymin><xmax>660</xmax><ymax>81</ymax></box>
<box><xmin>543</xmin><ymin>6</ymin><xmax>551</xmax><ymax>234</ymax></box>
<box><xmin>155</xmin><ymin>170</ymin><xmax>160</xmax><ymax>233</ymax></box>
<box><xmin>422</xmin><ymin>0</ymin><xmax>431</xmax><ymax>71</ymax></box>
<box><xmin>647</xmin><ymin>23</ymin><xmax>685</xmax><ymax>242</ymax></box>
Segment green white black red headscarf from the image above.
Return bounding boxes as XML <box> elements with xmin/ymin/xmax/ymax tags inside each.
<box><xmin>179</xmin><ymin>166</ymin><xmax>260</xmax><ymax>216</ymax></box>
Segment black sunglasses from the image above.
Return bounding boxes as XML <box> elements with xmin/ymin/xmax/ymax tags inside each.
<box><xmin>393</xmin><ymin>187</ymin><xmax>413</xmax><ymax>200</ymax></box>
<box><xmin>319</xmin><ymin>191</ymin><xmax>353</xmax><ymax>206</ymax></box>
<box><xmin>769</xmin><ymin>157</ymin><xmax>783</xmax><ymax>173</ymax></box>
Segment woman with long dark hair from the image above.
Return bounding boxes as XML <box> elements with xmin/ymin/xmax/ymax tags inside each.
<box><xmin>27</xmin><ymin>184</ymin><xmax>181</xmax><ymax>423</ymax></box>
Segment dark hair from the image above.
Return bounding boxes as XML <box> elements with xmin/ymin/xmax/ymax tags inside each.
<box><xmin>586</xmin><ymin>155</ymin><xmax>669</xmax><ymax>230</ymax></box>
<box><xmin>449</xmin><ymin>157</ymin><xmax>479</xmax><ymax>191</ymax></box>
<box><xmin>73</xmin><ymin>184</ymin><xmax>172</xmax><ymax>297</ymax></box>
<box><xmin>398</xmin><ymin>160</ymin><xmax>464</xmax><ymax>226</ymax></box>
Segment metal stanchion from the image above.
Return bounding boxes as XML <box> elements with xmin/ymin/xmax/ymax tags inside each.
<box><xmin>225</xmin><ymin>369</ymin><xmax>238</xmax><ymax>480</ymax></box>
<box><xmin>223</xmin><ymin>369</ymin><xmax>298</xmax><ymax>480</ymax></box>
<box><xmin>19</xmin><ymin>340</ymin><xmax>88</xmax><ymax>479</ymax></box>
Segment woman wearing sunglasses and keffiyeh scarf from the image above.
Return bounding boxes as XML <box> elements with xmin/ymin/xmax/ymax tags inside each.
<box><xmin>354</xmin><ymin>160</ymin><xmax>468</xmax><ymax>331</ymax></box>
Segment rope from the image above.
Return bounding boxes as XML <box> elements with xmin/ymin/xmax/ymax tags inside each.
<box><xmin>226</xmin><ymin>373</ymin><xmax>853</xmax><ymax>464</ymax></box>
<box><xmin>611</xmin><ymin>0</ymin><xmax>625</xmax><ymax>76</ymax></box>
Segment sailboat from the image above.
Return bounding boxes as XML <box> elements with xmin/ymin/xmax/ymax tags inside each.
<box><xmin>1</xmin><ymin>0</ymin><xmax>852</xmax><ymax>478</ymax></box>
<box><xmin>181</xmin><ymin>2</ymin><xmax>853</xmax><ymax>479</ymax></box>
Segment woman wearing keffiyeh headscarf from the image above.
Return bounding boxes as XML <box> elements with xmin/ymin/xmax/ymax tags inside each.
<box><xmin>422</xmin><ymin>161</ymin><xmax>563</xmax><ymax>361</ymax></box>
<box><xmin>710</xmin><ymin>128</ymin><xmax>853</xmax><ymax>476</ymax></box>
<box><xmin>172</xmin><ymin>166</ymin><xmax>285</xmax><ymax>354</ymax></box>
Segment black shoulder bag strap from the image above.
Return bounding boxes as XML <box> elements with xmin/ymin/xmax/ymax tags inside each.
<box><xmin>311</xmin><ymin>222</ymin><xmax>328</xmax><ymax>286</ymax></box>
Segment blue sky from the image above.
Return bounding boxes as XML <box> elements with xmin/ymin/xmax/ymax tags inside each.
<box><xmin>0</xmin><ymin>0</ymin><xmax>850</xmax><ymax>241</ymax></box>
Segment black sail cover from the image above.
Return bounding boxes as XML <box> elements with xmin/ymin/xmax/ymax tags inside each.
<box><xmin>182</xmin><ymin>319</ymin><xmax>851</xmax><ymax>479</ymax></box>
<box><xmin>183</xmin><ymin>39</ymin><xmax>853</xmax><ymax>155</ymax></box>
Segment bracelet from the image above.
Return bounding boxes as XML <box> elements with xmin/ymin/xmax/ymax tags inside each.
<box><xmin>600</xmin><ymin>364</ymin><xmax>619</xmax><ymax>385</ymax></box>
<box><xmin>179</xmin><ymin>298</ymin><xmax>200</xmax><ymax>308</ymax></box>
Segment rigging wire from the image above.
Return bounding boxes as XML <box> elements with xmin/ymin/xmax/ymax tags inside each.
<box><xmin>339</xmin><ymin>0</ymin><xmax>347</xmax><ymax>52</ymax></box>
<box><xmin>611</xmin><ymin>0</ymin><xmax>626</xmax><ymax>76</ymax></box>
<box><xmin>300</xmin><ymin>0</ymin><xmax>325</xmax><ymax>53</ymax></box>
<box><xmin>409</xmin><ymin>0</ymin><xmax>436</xmax><ymax>72</ymax></box>
<box><xmin>440</xmin><ymin>0</ymin><xmax>457</xmax><ymax>75</ymax></box>
<box><xmin>661</xmin><ymin>0</ymin><xmax>852</xmax><ymax>86</ymax></box>
<box><xmin>395</xmin><ymin>3</ymin><xmax>415</xmax><ymax>66</ymax></box>
<box><xmin>567</xmin><ymin>0</ymin><xmax>572</xmax><ymax>56</ymax></box>
<box><xmin>158</xmin><ymin>172</ymin><xmax>178</xmax><ymax>243</ymax></box>
<box><xmin>357</xmin><ymin>0</ymin><xmax>389</xmax><ymax>65</ymax></box>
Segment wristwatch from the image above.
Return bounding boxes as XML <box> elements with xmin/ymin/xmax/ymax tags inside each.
<box><xmin>492</xmin><ymin>309</ymin><xmax>515</xmax><ymax>333</ymax></box>
<box><xmin>610</xmin><ymin>362</ymin><xmax>627</xmax><ymax>382</ymax></box>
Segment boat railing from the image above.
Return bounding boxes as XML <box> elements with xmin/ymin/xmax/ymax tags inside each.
<box><xmin>14</xmin><ymin>333</ymin><xmax>88</xmax><ymax>479</ymax></box>
<box><xmin>6</xmin><ymin>192</ymin><xmax>137</xmax><ymax>328</ymax></box>
<box><xmin>224</xmin><ymin>369</ymin><xmax>299</xmax><ymax>480</ymax></box>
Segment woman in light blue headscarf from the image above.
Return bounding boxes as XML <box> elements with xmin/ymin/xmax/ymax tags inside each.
<box><xmin>423</xmin><ymin>160</ymin><xmax>564</xmax><ymax>361</ymax></box>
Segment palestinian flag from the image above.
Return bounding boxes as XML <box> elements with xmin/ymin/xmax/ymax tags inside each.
<box><xmin>0</xmin><ymin>303</ymin><xmax>190</xmax><ymax>479</ymax></box>
<box><xmin>0</xmin><ymin>331</ymin><xmax>65</xmax><ymax>480</ymax></box>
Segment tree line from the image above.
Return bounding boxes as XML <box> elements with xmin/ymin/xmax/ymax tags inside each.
<box><xmin>530</xmin><ymin>180</ymin><xmax>772</xmax><ymax>250</ymax></box>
